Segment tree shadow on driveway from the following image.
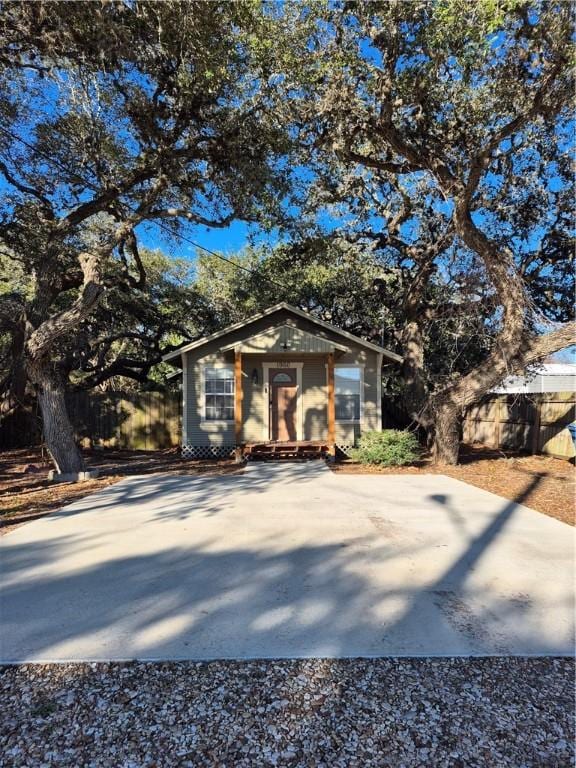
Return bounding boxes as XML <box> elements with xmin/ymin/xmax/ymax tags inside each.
<box><xmin>1</xmin><ymin>469</ymin><xmax>574</xmax><ymax>662</ymax></box>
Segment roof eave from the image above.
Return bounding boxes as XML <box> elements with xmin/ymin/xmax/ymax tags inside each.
<box><xmin>161</xmin><ymin>302</ymin><xmax>403</xmax><ymax>363</ymax></box>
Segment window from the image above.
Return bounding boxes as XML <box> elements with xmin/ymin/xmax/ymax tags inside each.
<box><xmin>335</xmin><ymin>367</ymin><xmax>361</xmax><ymax>421</ymax></box>
<box><xmin>204</xmin><ymin>366</ymin><xmax>234</xmax><ymax>421</ymax></box>
<box><xmin>271</xmin><ymin>371</ymin><xmax>293</xmax><ymax>384</ymax></box>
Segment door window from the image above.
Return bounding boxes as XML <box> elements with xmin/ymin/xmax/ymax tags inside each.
<box><xmin>271</xmin><ymin>371</ymin><xmax>293</xmax><ymax>384</ymax></box>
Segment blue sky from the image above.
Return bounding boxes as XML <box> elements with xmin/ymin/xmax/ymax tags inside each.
<box><xmin>137</xmin><ymin>219</ymin><xmax>255</xmax><ymax>260</ymax></box>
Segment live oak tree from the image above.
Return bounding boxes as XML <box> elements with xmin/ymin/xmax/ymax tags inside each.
<box><xmin>57</xmin><ymin>249</ymin><xmax>214</xmax><ymax>393</ymax></box>
<box><xmin>0</xmin><ymin>247</ymin><xmax>212</xmax><ymax>452</ymax></box>
<box><xmin>0</xmin><ymin>1</ymin><xmax>293</xmax><ymax>473</ymax></box>
<box><xmin>1</xmin><ymin>1</ymin><xmax>573</xmax><ymax>470</ymax></box>
<box><xmin>193</xmin><ymin>237</ymin><xmax>494</xmax><ymax>402</ymax></box>
<box><xmin>193</xmin><ymin>240</ymin><xmax>390</xmax><ymax>332</ymax></box>
<box><xmin>281</xmin><ymin>0</ymin><xmax>575</xmax><ymax>462</ymax></box>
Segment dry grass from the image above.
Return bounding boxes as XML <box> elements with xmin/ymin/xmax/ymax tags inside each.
<box><xmin>0</xmin><ymin>447</ymin><xmax>241</xmax><ymax>535</ymax></box>
<box><xmin>332</xmin><ymin>444</ymin><xmax>575</xmax><ymax>526</ymax></box>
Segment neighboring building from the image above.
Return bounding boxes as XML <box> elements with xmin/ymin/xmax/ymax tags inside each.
<box><xmin>162</xmin><ymin>302</ymin><xmax>401</xmax><ymax>458</ymax></box>
<box><xmin>492</xmin><ymin>363</ymin><xmax>576</xmax><ymax>394</ymax></box>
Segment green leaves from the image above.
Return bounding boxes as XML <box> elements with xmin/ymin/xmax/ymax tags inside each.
<box><xmin>431</xmin><ymin>0</ymin><xmax>524</xmax><ymax>44</ymax></box>
<box><xmin>349</xmin><ymin>429</ymin><xmax>421</xmax><ymax>466</ymax></box>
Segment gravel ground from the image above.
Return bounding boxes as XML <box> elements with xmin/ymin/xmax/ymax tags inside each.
<box><xmin>1</xmin><ymin>658</ymin><xmax>573</xmax><ymax>767</ymax></box>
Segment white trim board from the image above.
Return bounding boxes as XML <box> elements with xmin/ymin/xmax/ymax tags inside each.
<box><xmin>200</xmin><ymin>363</ymin><xmax>235</xmax><ymax>425</ymax></box>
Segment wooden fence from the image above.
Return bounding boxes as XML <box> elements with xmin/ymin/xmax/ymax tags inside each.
<box><xmin>1</xmin><ymin>389</ymin><xmax>574</xmax><ymax>458</ymax></box>
<box><xmin>0</xmin><ymin>391</ymin><xmax>181</xmax><ymax>451</ymax></box>
<box><xmin>463</xmin><ymin>392</ymin><xmax>575</xmax><ymax>459</ymax></box>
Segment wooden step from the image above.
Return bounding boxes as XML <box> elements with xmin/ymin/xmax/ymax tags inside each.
<box><xmin>245</xmin><ymin>442</ymin><xmax>328</xmax><ymax>461</ymax></box>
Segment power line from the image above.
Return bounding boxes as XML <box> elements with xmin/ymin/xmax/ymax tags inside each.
<box><xmin>0</xmin><ymin>124</ymin><xmax>290</xmax><ymax>292</ymax></box>
<box><xmin>153</xmin><ymin>218</ymin><xmax>288</xmax><ymax>290</ymax></box>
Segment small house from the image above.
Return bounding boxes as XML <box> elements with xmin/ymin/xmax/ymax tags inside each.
<box><xmin>162</xmin><ymin>303</ymin><xmax>401</xmax><ymax>458</ymax></box>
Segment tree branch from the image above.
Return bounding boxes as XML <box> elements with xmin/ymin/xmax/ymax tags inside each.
<box><xmin>0</xmin><ymin>158</ymin><xmax>53</xmax><ymax>211</ymax></box>
<box><xmin>56</xmin><ymin>166</ymin><xmax>159</xmax><ymax>233</ymax></box>
<box><xmin>118</xmin><ymin>230</ymin><xmax>146</xmax><ymax>290</ymax></box>
<box><xmin>344</xmin><ymin>149</ymin><xmax>418</xmax><ymax>176</ymax></box>
<box><xmin>25</xmin><ymin>250</ymin><xmax>104</xmax><ymax>360</ymax></box>
<box><xmin>150</xmin><ymin>208</ymin><xmax>235</xmax><ymax>228</ymax></box>
<box><xmin>442</xmin><ymin>321</ymin><xmax>576</xmax><ymax>411</ymax></box>
<box><xmin>464</xmin><ymin>59</ymin><xmax>565</xmax><ymax>205</ymax></box>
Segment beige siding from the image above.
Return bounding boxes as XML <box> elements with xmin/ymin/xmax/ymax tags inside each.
<box><xmin>302</xmin><ymin>357</ymin><xmax>327</xmax><ymax>440</ymax></box>
<box><xmin>242</xmin><ymin>357</ymin><xmax>265</xmax><ymax>442</ymax></box>
<box><xmin>363</xmin><ymin>356</ymin><xmax>381</xmax><ymax>431</ymax></box>
<box><xmin>336</xmin><ymin>422</ymin><xmax>360</xmax><ymax>445</ymax></box>
<box><xmin>185</xmin><ymin>352</ymin><xmax>235</xmax><ymax>446</ymax></box>
<box><xmin>232</xmin><ymin>325</ymin><xmax>343</xmax><ymax>354</ymax></box>
<box><xmin>182</xmin><ymin>308</ymin><xmax>386</xmax><ymax>447</ymax></box>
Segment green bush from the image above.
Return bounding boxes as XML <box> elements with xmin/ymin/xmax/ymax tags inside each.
<box><xmin>349</xmin><ymin>430</ymin><xmax>420</xmax><ymax>466</ymax></box>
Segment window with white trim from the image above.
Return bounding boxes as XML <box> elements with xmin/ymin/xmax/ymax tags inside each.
<box><xmin>204</xmin><ymin>366</ymin><xmax>234</xmax><ymax>421</ymax></box>
<box><xmin>335</xmin><ymin>367</ymin><xmax>361</xmax><ymax>421</ymax></box>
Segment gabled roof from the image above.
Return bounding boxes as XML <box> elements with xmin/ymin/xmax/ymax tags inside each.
<box><xmin>162</xmin><ymin>302</ymin><xmax>402</xmax><ymax>363</ymax></box>
<box><xmin>219</xmin><ymin>324</ymin><xmax>350</xmax><ymax>354</ymax></box>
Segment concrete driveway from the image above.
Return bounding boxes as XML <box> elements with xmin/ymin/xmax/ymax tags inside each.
<box><xmin>1</xmin><ymin>462</ymin><xmax>574</xmax><ymax>662</ymax></box>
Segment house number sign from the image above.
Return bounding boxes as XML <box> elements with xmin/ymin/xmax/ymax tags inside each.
<box><xmin>277</xmin><ymin>361</ymin><xmax>291</xmax><ymax>368</ymax></box>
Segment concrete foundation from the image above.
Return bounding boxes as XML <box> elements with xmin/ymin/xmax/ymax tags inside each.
<box><xmin>47</xmin><ymin>469</ymin><xmax>100</xmax><ymax>483</ymax></box>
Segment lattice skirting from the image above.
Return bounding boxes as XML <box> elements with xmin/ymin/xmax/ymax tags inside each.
<box><xmin>182</xmin><ymin>444</ymin><xmax>237</xmax><ymax>460</ymax></box>
<box><xmin>182</xmin><ymin>444</ymin><xmax>355</xmax><ymax>460</ymax></box>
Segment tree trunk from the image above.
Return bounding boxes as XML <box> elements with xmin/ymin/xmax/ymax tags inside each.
<box><xmin>401</xmin><ymin>320</ymin><xmax>427</xmax><ymax>420</ymax></box>
<box><xmin>427</xmin><ymin>322</ymin><xmax>576</xmax><ymax>464</ymax></box>
<box><xmin>29</xmin><ymin>363</ymin><xmax>85</xmax><ymax>474</ymax></box>
<box><xmin>430</xmin><ymin>398</ymin><xmax>460</xmax><ymax>465</ymax></box>
<box><xmin>21</xmin><ymin>249</ymin><xmax>107</xmax><ymax>475</ymax></box>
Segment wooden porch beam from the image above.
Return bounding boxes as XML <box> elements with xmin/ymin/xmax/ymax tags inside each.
<box><xmin>234</xmin><ymin>347</ymin><xmax>243</xmax><ymax>448</ymax></box>
<box><xmin>327</xmin><ymin>351</ymin><xmax>336</xmax><ymax>456</ymax></box>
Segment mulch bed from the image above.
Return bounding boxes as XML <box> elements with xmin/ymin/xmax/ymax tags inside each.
<box><xmin>1</xmin><ymin>658</ymin><xmax>573</xmax><ymax>767</ymax></box>
<box><xmin>0</xmin><ymin>447</ymin><xmax>241</xmax><ymax>535</ymax></box>
<box><xmin>332</xmin><ymin>445</ymin><xmax>575</xmax><ymax>527</ymax></box>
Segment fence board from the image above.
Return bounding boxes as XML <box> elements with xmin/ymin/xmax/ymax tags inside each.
<box><xmin>539</xmin><ymin>399</ymin><xmax>575</xmax><ymax>427</ymax></box>
<box><xmin>2</xmin><ymin>389</ymin><xmax>572</xmax><ymax>458</ymax></box>
<box><xmin>463</xmin><ymin>393</ymin><xmax>575</xmax><ymax>459</ymax></box>
<box><xmin>539</xmin><ymin>425</ymin><xmax>575</xmax><ymax>458</ymax></box>
<box><xmin>0</xmin><ymin>391</ymin><xmax>182</xmax><ymax>451</ymax></box>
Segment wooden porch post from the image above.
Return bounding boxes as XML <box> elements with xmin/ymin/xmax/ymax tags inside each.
<box><xmin>327</xmin><ymin>351</ymin><xmax>336</xmax><ymax>457</ymax></box>
<box><xmin>234</xmin><ymin>348</ymin><xmax>243</xmax><ymax>460</ymax></box>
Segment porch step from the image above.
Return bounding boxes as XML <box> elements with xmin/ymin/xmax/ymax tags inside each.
<box><xmin>244</xmin><ymin>442</ymin><xmax>329</xmax><ymax>461</ymax></box>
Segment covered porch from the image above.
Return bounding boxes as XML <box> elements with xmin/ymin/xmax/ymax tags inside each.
<box><xmin>222</xmin><ymin>323</ymin><xmax>350</xmax><ymax>458</ymax></box>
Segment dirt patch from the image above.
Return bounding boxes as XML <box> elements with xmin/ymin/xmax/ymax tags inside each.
<box><xmin>0</xmin><ymin>448</ymin><xmax>242</xmax><ymax>535</ymax></box>
<box><xmin>432</xmin><ymin>590</ymin><xmax>510</xmax><ymax>655</ymax></box>
<box><xmin>332</xmin><ymin>445</ymin><xmax>575</xmax><ymax>526</ymax></box>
